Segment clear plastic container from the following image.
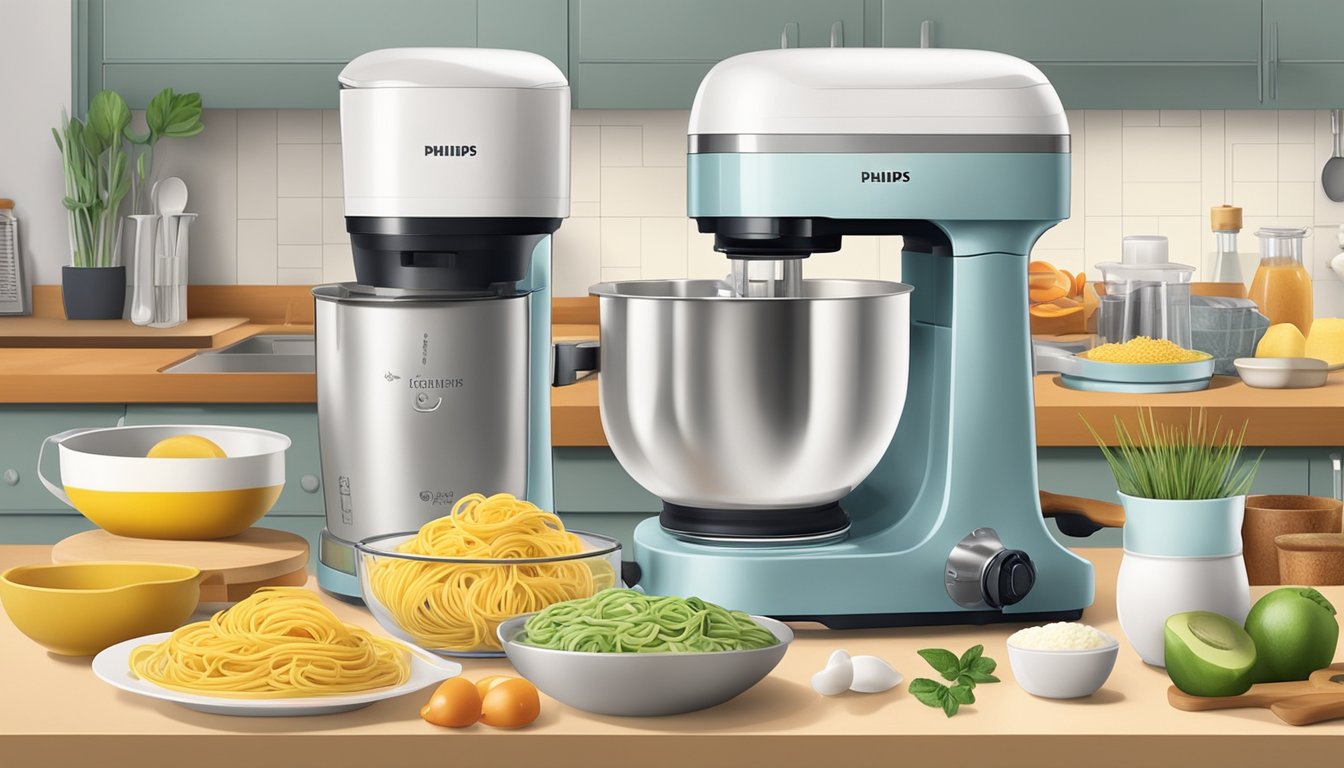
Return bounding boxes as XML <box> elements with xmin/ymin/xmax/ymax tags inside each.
<box><xmin>1249</xmin><ymin>227</ymin><xmax>1313</xmax><ymax>335</ymax></box>
<box><xmin>1094</xmin><ymin>235</ymin><xmax>1195</xmax><ymax>349</ymax></box>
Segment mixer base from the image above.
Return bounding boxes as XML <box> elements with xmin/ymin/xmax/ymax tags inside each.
<box><xmin>659</xmin><ymin>501</ymin><xmax>851</xmax><ymax>545</ymax></box>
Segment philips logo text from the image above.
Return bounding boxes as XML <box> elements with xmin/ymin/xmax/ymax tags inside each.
<box><xmin>424</xmin><ymin>145</ymin><xmax>477</xmax><ymax>157</ymax></box>
<box><xmin>410</xmin><ymin>378</ymin><xmax>463</xmax><ymax>389</ymax></box>
<box><xmin>860</xmin><ymin>171</ymin><xmax>911</xmax><ymax>183</ymax></box>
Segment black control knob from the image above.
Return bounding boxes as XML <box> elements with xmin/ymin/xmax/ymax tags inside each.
<box><xmin>984</xmin><ymin>550</ymin><xmax>1035</xmax><ymax>608</ymax></box>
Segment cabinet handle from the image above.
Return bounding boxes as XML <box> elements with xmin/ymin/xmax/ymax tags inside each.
<box><xmin>780</xmin><ymin>22</ymin><xmax>798</xmax><ymax>50</ymax></box>
<box><xmin>829</xmin><ymin>20</ymin><xmax>844</xmax><ymax>48</ymax></box>
<box><xmin>1332</xmin><ymin>453</ymin><xmax>1341</xmax><ymax>501</ymax></box>
<box><xmin>301</xmin><ymin>473</ymin><xmax>321</xmax><ymax>494</ymax></box>
<box><xmin>2</xmin><ymin>469</ymin><xmax>17</xmax><ymax>487</ymax></box>
<box><xmin>1256</xmin><ymin>17</ymin><xmax>1264</xmax><ymax>103</ymax></box>
<box><xmin>1269</xmin><ymin>22</ymin><xmax>1280</xmax><ymax>101</ymax></box>
<box><xmin>920</xmin><ymin>19</ymin><xmax>934</xmax><ymax>49</ymax></box>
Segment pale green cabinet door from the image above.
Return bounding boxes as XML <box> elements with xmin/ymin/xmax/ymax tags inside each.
<box><xmin>0</xmin><ymin>406</ymin><xmax>125</xmax><ymax>513</ymax></box>
<box><xmin>79</xmin><ymin>0</ymin><xmax>568</xmax><ymax>110</ymax></box>
<box><xmin>569</xmin><ymin>0</ymin><xmax>864</xmax><ymax>108</ymax></box>
<box><xmin>881</xmin><ymin>0</ymin><xmax>1264</xmax><ymax>108</ymax></box>
<box><xmin>1264</xmin><ymin>0</ymin><xmax>1344</xmax><ymax>108</ymax></box>
<box><xmin>552</xmin><ymin>447</ymin><xmax>658</xmax><ymax>552</ymax></box>
<box><xmin>1306</xmin><ymin>450</ymin><xmax>1344</xmax><ymax>501</ymax></box>
<box><xmin>120</xmin><ymin>405</ymin><xmax>325</xmax><ymax>516</ymax></box>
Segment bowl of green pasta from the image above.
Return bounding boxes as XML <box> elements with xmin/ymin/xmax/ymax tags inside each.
<box><xmin>498</xmin><ymin>589</ymin><xmax>792</xmax><ymax>717</ymax></box>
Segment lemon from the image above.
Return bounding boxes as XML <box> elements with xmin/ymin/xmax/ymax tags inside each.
<box><xmin>1256</xmin><ymin>323</ymin><xmax>1307</xmax><ymax>358</ymax></box>
<box><xmin>146</xmin><ymin>434</ymin><xmax>227</xmax><ymax>459</ymax></box>
<box><xmin>1304</xmin><ymin>318</ymin><xmax>1344</xmax><ymax>366</ymax></box>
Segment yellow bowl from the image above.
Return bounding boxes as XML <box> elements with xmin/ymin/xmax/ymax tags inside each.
<box><xmin>40</xmin><ymin>425</ymin><xmax>290</xmax><ymax>540</ymax></box>
<box><xmin>0</xmin><ymin>562</ymin><xmax>201</xmax><ymax>656</ymax></box>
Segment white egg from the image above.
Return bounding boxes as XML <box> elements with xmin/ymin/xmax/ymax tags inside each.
<box><xmin>848</xmin><ymin>655</ymin><xmax>902</xmax><ymax>694</ymax></box>
<box><xmin>810</xmin><ymin>649</ymin><xmax>854</xmax><ymax>696</ymax></box>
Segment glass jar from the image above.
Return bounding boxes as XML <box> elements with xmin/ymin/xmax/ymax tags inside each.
<box><xmin>1249</xmin><ymin>227</ymin><xmax>1313</xmax><ymax>335</ymax></box>
<box><xmin>1095</xmin><ymin>235</ymin><xmax>1195</xmax><ymax>349</ymax></box>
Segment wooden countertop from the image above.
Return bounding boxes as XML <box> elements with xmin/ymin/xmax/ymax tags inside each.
<box><xmin>0</xmin><ymin>546</ymin><xmax>1338</xmax><ymax>768</ymax></box>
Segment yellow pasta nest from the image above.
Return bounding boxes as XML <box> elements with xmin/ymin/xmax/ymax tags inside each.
<box><xmin>1082</xmin><ymin>336</ymin><xmax>1209</xmax><ymax>364</ymax></box>
<box><xmin>366</xmin><ymin>493</ymin><xmax>617</xmax><ymax>652</ymax></box>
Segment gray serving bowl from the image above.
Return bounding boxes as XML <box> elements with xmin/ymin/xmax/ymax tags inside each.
<box><xmin>497</xmin><ymin>613</ymin><xmax>793</xmax><ymax>716</ymax></box>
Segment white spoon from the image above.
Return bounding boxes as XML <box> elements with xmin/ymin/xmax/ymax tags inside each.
<box><xmin>154</xmin><ymin>178</ymin><xmax>188</xmax><ymax>324</ymax></box>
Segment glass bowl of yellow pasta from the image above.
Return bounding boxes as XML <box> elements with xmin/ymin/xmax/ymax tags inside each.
<box><xmin>355</xmin><ymin>493</ymin><xmax>622</xmax><ymax>658</ymax></box>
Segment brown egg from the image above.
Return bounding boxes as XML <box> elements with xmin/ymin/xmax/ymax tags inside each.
<box><xmin>420</xmin><ymin>677</ymin><xmax>481</xmax><ymax>728</ymax></box>
<box><xmin>474</xmin><ymin>674</ymin><xmax>512</xmax><ymax>701</ymax></box>
<box><xmin>479</xmin><ymin>678</ymin><xmax>541</xmax><ymax>728</ymax></box>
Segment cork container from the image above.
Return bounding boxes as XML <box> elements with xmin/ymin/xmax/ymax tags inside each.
<box><xmin>1276</xmin><ymin>533</ymin><xmax>1344</xmax><ymax>586</ymax></box>
<box><xmin>1242</xmin><ymin>495</ymin><xmax>1343</xmax><ymax>585</ymax></box>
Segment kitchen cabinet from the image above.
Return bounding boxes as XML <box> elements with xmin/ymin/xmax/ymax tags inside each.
<box><xmin>73</xmin><ymin>0</ymin><xmax>566</xmax><ymax>110</ymax></box>
<box><xmin>1306</xmin><ymin>450</ymin><xmax>1344</xmax><ymax>501</ymax></box>
<box><xmin>120</xmin><ymin>404</ymin><xmax>324</xmax><ymax>516</ymax></box>
<box><xmin>0</xmin><ymin>405</ymin><xmax>124</xmax><ymax>513</ymax></box>
<box><xmin>553</xmin><ymin>446</ymin><xmax>659</xmax><ymax>551</ymax></box>
<box><xmin>880</xmin><ymin>0</ymin><xmax>1265</xmax><ymax>109</ymax></box>
<box><xmin>1261</xmin><ymin>0</ymin><xmax>1344</xmax><ymax>108</ymax></box>
<box><xmin>568</xmin><ymin>0</ymin><xmax>863</xmax><ymax>108</ymax></box>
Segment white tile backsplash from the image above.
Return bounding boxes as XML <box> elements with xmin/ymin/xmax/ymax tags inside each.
<box><xmin>236</xmin><ymin>220</ymin><xmax>277</xmax><ymax>284</ymax></box>
<box><xmin>1122</xmin><ymin>127</ymin><xmax>1200</xmax><ymax>182</ymax></box>
<box><xmin>153</xmin><ymin>108</ymin><xmax>1344</xmax><ymax>316</ymax></box>
<box><xmin>599</xmin><ymin>126</ymin><xmax>643</xmax><ymax>167</ymax></box>
<box><xmin>278</xmin><ymin>244</ymin><xmax>322</xmax><ymax>269</ymax></box>
<box><xmin>599</xmin><ymin>218</ymin><xmax>641</xmax><ymax>267</ymax></box>
<box><xmin>276</xmin><ymin>197</ymin><xmax>322</xmax><ymax>245</ymax></box>
<box><xmin>235</xmin><ymin>110</ymin><xmax>277</xmax><ymax>220</ymax></box>
<box><xmin>277</xmin><ymin>144</ymin><xmax>322</xmax><ymax>197</ymax></box>
<box><xmin>276</xmin><ymin>110</ymin><xmax>322</xmax><ymax>143</ymax></box>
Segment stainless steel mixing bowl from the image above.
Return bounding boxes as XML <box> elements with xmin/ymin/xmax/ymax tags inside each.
<box><xmin>589</xmin><ymin>278</ymin><xmax>911</xmax><ymax>517</ymax></box>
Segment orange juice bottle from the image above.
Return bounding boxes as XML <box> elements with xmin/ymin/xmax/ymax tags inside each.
<box><xmin>1249</xmin><ymin>227</ymin><xmax>1313</xmax><ymax>335</ymax></box>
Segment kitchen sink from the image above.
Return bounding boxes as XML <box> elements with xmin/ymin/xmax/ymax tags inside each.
<box><xmin>164</xmin><ymin>334</ymin><xmax>315</xmax><ymax>373</ymax></box>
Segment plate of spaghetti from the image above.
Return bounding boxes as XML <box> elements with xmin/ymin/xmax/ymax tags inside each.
<box><xmin>356</xmin><ymin>492</ymin><xmax>622</xmax><ymax>657</ymax></box>
<box><xmin>91</xmin><ymin>588</ymin><xmax>461</xmax><ymax>716</ymax></box>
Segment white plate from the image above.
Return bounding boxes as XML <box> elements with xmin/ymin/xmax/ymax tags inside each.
<box><xmin>92</xmin><ymin>632</ymin><xmax>461</xmax><ymax>717</ymax></box>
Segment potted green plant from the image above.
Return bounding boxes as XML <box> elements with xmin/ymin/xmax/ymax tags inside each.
<box><xmin>52</xmin><ymin>88</ymin><xmax>203</xmax><ymax>320</ymax></box>
<box><xmin>53</xmin><ymin>91</ymin><xmax>132</xmax><ymax>319</ymax></box>
<box><xmin>125</xmin><ymin>88</ymin><xmax>204</xmax><ymax>215</ymax></box>
<box><xmin>1087</xmin><ymin>409</ymin><xmax>1261</xmax><ymax>667</ymax></box>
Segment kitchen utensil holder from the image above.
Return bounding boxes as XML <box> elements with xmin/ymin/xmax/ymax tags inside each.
<box><xmin>150</xmin><ymin>213</ymin><xmax>196</xmax><ymax>328</ymax></box>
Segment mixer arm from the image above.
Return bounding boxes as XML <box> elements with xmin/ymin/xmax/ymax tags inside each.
<box><xmin>553</xmin><ymin>340</ymin><xmax>600</xmax><ymax>386</ymax></box>
<box><xmin>1039</xmin><ymin>490</ymin><xmax>1125</xmax><ymax>537</ymax></box>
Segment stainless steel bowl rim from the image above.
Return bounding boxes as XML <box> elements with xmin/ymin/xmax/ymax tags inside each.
<box><xmin>497</xmin><ymin>613</ymin><xmax>794</xmax><ymax>657</ymax></box>
<box><xmin>355</xmin><ymin>529</ymin><xmax>622</xmax><ymax>564</ymax></box>
<box><xmin>313</xmin><ymin>282</ymin><xmax>537</xmax><ymax>304</ymax></box>
<box><xmin>589</xmin><ymin>277</ymin><xmax>912</xmax><ymax>301</ymax></box>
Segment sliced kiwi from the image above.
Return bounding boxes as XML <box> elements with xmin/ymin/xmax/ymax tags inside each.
<box><xmin>1164</xmin><ymin>611</ymin><xmax>1257</xmax><ymax>697</ymax></box>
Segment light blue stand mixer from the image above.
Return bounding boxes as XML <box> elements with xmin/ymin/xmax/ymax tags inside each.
<box><xmin>595</xmin><ymin>48</ymin><xmax>1094</xmax><ymax>626</ymax></box>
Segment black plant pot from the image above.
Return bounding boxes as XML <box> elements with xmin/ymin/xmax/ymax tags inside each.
<box><xmin>62</xmin><ymin>266</ymin><xmax>126</xmax><ymax>320</ymax></box>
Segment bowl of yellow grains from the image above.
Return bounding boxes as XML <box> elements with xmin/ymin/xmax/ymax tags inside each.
<box><xmin>1053</xmin><ymin>337</ymin><xmax>1215</xmax><ymax>393</ymax></box>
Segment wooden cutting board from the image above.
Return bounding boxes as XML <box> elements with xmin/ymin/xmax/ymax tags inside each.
<box><xmin>0</xmin><ymin>316</ymin><xmax>248</xmax><ymax>348</ymax></box>
<box><xmin>51</xmin><ymin>528</ymin><xmax>310</xmax><ymax>603</ymax></box>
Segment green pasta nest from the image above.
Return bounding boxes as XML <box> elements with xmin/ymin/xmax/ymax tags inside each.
<box><xmin>522</xmin><ymin>589</ymin><xmax>778</xmax><ymax>653</ymax></box>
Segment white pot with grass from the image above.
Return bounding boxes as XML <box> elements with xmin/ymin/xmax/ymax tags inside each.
<box><xmin>1092</xmin><ymin>410</ymin><xmax>1258</xmax><ymax>667</ymax></box>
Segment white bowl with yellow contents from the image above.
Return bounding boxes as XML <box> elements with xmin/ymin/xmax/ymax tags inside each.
<box><xmin>39</xmin><ymin>425</ymin><xmax>290</xmax><ymax>540</ymax></box>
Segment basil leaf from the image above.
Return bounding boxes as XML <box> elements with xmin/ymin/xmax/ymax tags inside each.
<box><xmin>967</xmin><ymin>670</ymin><xmax>1001</xmax><ymax>685</ymax></box>
<box><xmin>918</xmin><ymin>648</ymin><xmax>962</xmax><ymax>681</ymax></box>
<box><xmin>949</xmin><ymin>683</ymin><xmax>976</xmax><ymax>705</ymax></box>
<box><xmin>908</xmin><ymin>678</ymin><xmax>949</xmax><ymax>710</ymax></box>
<box><xmin>959</xmin><ymin>644</ymin><xmax>984</xmax><ymax>670</ymax></box>
<box><xmin>941</xmin><ymin>695</ymin><xmax>960</xmax><ymax>718</ymax></box>
<box><xmin>955</xmin><ymin>673</ymin><xmax>977</xmax><ymax>689</ymax></box>
<box><xmin>971</xmin><ymin>655</ymin><xmax>998</xmax><ymax>675</ymax></box>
